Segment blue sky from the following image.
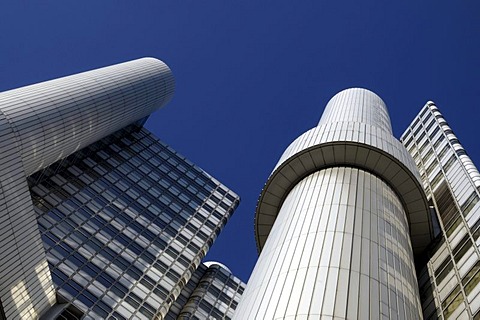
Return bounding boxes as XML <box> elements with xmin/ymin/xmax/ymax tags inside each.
<box><xmin>1</xmin><ymin>2</ymin><xmax>479</xmax><ymax>283</ymax></box>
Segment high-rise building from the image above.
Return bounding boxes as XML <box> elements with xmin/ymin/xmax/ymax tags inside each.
<box><xmin>235</xmin><ymin>88</ymin><xmax>480</xmax><ymax>319</ymax></box>
<box><xmin>169</xmin><ymin>261</ymin><xmax>245</xmax><ymax>320</ymax></box>
<box><xmin>234</xmin><ymin>88</ymin><xmax>434</xmax><ymax>319</ymax></box>
<box><xmin>0</xmin><ymin>58</ymin><xmax>245</xmax><ymax>320</ymax></box>
<box><xmin>401</xmin><ymin>103</ymin><xmax>480</xmax><ymax>319</ymax></box>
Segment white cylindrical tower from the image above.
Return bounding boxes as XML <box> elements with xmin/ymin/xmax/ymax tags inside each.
<box><xmin>0</xmin><ymin>57</ymin><xmax>174</xmax><ymax>176</ymax></box>
<box><xmin>234</xmin><ymin>88</ymin><xmax>434</xmax><ymax>319</ymax></box>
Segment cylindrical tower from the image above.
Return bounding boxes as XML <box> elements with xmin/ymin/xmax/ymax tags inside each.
<box><xmin>0</xmin><ymin>57</ymin><xmax>174</xmax><ymax>176</ymax></box>
<box><xmin>234</xmin><ymin>88</ymin><xmax>434</xmax><ymax>319</ymax></box>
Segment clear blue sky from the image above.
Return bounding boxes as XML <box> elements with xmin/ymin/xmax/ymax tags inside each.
<box><xmin>1</xmin><ymin>2</ymin><xmax>479</xmax><ymax>283</ymax></box>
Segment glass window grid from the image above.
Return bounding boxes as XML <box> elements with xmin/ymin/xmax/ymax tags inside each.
<box><xmin>27</xmin><ymin>125</ymin><xmax>239</xmax><ymax>319</ymax></box>
<box><xmin>401</xmin><ymin>109</ymin><xmax>480</xmax><ymax>318</ymax></box>
<box><xmin>175</xmin><ymin>265</ymin><xmax>245</xmax><ymax>320</ymax></box>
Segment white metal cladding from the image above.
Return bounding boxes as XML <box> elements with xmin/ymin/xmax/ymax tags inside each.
<box><xmin>318</xmin><ymin>87</ymin><xmax>393</xmax><ymax>134</ymax></box>
<box><xmin>0</xmin><ymin>112</ymin><xmax>56</xmax><ymax>319</ymax></box>
<box><xmin>0</xmin><ymin>57</ymin><xmax>174</xmax><ymax>176</ymax></box>
<box><xmin>235</xmin><ymin>168</ymin><xmax>423</xmax><ymax>319</ymax></box>
<box><xmin>255</xmin><ymin>88</ymin><xmax>433</xmax><ymax>256</ymax></box>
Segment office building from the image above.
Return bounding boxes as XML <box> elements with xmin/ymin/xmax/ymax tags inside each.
<box><xmin>235</xmin><ymin>88</ymin><xmax>480</xmax><ymax>319</ymax></box>
<box><xmin>0</xmin><ymin>58</ymin><xmax>244</xmax><ymax>320</ymax></box>
<box><xmin>401</xmin><ymin>103</ymin><xmax>480</xmax><ymax>319</ymax></box>
<box><xmin>167</xmin><ymin>261</ymin><xmax>245</xmax><ymax>320</ymax></box>
<box><xmin>234</xmin><ymin>88</ymin><xmax>434</xmax><ymax>319</ymax></box>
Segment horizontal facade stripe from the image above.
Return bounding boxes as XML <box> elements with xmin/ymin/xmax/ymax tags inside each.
<box><xmin>0</xmin><ymin>57</ymin><xmax>174</xmax><ymax>176</ymax></box>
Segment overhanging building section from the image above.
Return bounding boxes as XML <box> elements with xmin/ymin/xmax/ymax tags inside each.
<box><xmin>235</xmin><ymin>88</ymin><xmax>435</xmax><ymax>319</ymax></box>
<box><xmin>0</xmin><ymin>57</ymin><xmax>173</xmax><ymax>319</ymax></box>
<box><xmin>1</xmin><ymin>58</ymin><xmax>174</xmax><ymax>177</ymax></box>
<box><xmin>255</xmin><ymin>89</ymin><xmax>434</xmax><ymax>256</ymax></box>
<box><xmin>0</xmin><ymin>58</ymin><xmax>243</xmax><ymax>319</ymax></box>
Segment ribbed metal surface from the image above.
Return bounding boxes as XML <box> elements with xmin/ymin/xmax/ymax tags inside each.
<box><xmin>255</xmin><ymin>88</ymin><xmax>432</xmax><ymax>256</ymax></box>
<box><xmin>0</xmin><ymin>58</ymin><xmax>174</xmax><ymax>319</ymax></box>
<box><xmin>235</xmin><ymin>168</ymin><xmax>423</xmax><ymax>319</ymax></box>
<box><xmin>0</xmin><ymin>112</ymin><xmax>56</xmax><ymax>319</ymax></box>
<box><xmin>245</xmin><ymin>88</ymin><xmax>429</xmax><ymax>319</ymax></box>
<box><xmin>0</xmin><ymin>57</ymin><xmax>174</xmax><ymax>176</ymax></box>
<box><xmin>318</xmin><ymin>87</ymin><xmax>392</xmax><ymax>134</ymax></box>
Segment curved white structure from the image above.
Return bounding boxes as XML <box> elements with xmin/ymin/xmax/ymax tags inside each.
<box><xmin>0</xmin><ymin>57</ymin><xmax>174</xmax><ymax>176</ymax></box>
<box><xmin>235</xmin><ymin>88</ymin><xmax>434</xmax><ymax>319</ymax></box>
<box><xmin>203</xmin><ymin>261</ymin><xmax>233</xmax><ymax>273</ymax></box>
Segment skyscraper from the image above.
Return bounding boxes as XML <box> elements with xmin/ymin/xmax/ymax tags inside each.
<box><xmin>168</xmin><ymin>261</ymin><xmax>245</xmax><ymax>320</ymax></box>
<box><xmin>235</xmin><ymin>88</ymin><xmax>480</xmax><ymax>319</ymax></box>
<box><xmin>401</xmin><ymin>103</ymin><xmax>480</xmax><ymax>319</ymax></box>
<box><xmin>234</xmin><ymin>88</ymin><xmax>434</xmax><ymax>319</ymax></box>
<box><xmin>0</xmin><ymin>58</ymin><xmax>245</xmax><ymax>320</ymax></box>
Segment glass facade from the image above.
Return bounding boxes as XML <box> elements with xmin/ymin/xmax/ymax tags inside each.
<box><xmin>0</xmin><ymin>57</ymin><xmax>245</xmax><ymax>320</ymax></box>
<box><xmin>401</xmin><ymin>103</ymin><xmax>480</xmax><ymax>319</ymax></box>
<box><xmin>28</xmin><ymin>124</ymin><xmax>240</xmax><ymax>319</ymax></box>
<box><xmin>176</xmin><ymin>262</ymin><xmax>245</xmax><ymax>320</ymax></box>
<box><xmin>164</xmin><ymin>263</ymin><xmax>208</xmax><ymax>319</ymax></box>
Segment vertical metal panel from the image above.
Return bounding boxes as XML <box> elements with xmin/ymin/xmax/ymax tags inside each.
<box><xmin>242</xmin><ymin>88</ymin><xmax>426</xmax><ymax>319</ymax></box>
<box><xmin>235</xmin><ymin>168</ymin><xmax>422</xmax><ymax>319</ymax></box>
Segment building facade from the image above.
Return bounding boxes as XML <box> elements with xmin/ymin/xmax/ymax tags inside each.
<box><xmin>234</xmin><ymin>88</ymin><xmax>434</xmax><ymax>319</ymax></box>
<box><xmin>0</xmin><ymin>58</ymin><xmax>244</xmax><ymax>319</ymax></box>
<box><xmin>170</xmin><ymin>261</ymin><xmax>245</xmax><ymax>320</ymax></box>
<box><xmin>401</xmin><ymin>103</ymin><xmax>480</xmax><ymax>319</ymax></box>
<box><xmin>235</xmin><ymin>88</ymin><xmax>480</xmax><ymax>319</ymax></box>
